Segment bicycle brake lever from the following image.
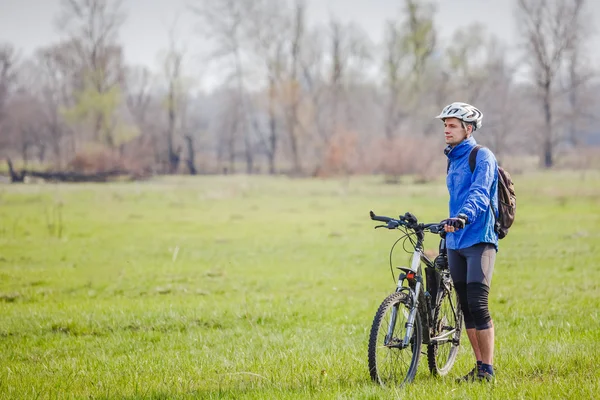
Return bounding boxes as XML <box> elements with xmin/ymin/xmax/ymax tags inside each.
<box><xmin>387</xmin><ymin>220</ymin><xmax>400</xmax><ymax>229</ymax></box>
<box><xmin>374</xmin><ymin>225</ymin><xmax>386</xmax><ymax>229</ymax></box>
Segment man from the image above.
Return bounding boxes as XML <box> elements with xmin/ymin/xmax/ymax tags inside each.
<box><xmin>437</xmin><ymin>102</ymin><xmax>498</xmax><ymax>382</ymax></box>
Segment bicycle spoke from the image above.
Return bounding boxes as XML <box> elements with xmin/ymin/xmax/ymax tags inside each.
<box><xmin>427</xmin><ymin>287</ymin><xmax>462</xmax><ymax>376</ymax></box>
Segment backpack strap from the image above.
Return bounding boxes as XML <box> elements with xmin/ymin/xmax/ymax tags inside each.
<box><xmin>469</xmin><ymin>145</ymin><xmax>483</xmax><ymax>173</ymax></box>
<box><xmin>469</xmin><ymin>145</ymin><xmax>500</xmax><ymax>225</ymax></box>
<box><xmin>447</xmin><ymin>144</ymin><xmax>483</xmax><ymax>174</ymax></box>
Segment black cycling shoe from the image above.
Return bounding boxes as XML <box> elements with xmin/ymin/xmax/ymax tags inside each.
<box><xmin>456</xmin><ymin>365</ymin><xmax>478</xmax><ymax>383</ymax></box>
<box><xmin>477</xmin><ymin>371</ymin><xmax>495</xmax><ymax>382</ymax></box>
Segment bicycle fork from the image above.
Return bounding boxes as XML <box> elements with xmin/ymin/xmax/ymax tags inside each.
<box><xmin>402</xmin><ymin>281</ymin><xmax>421</xmax><ymax>348</ymax></box>
<box><xmin>402</xmin><ymin>249</ymin><xmax>423</xmax><ymax>347</ymax></box>
<box><xmin>386</xmin><ymin>250</ymin><xmax>422</xmax><ymax>349</ymax></box>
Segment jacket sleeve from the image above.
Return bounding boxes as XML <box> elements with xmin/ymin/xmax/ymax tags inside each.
<box><xmin>458</xmin><ymin>149</ymin><xmax>497</xmax><ymax>223</ymax></box>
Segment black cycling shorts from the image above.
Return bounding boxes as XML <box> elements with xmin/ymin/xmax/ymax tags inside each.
<box><xmin>447</xmin><ymin>243</ymin><xmax>496</xmax><ymax>286</ymax></box>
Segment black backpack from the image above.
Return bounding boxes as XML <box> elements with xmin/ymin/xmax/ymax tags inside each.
<box><xmin>447</xmin><ymin>145</ymin><xmax>516</xmax><ymax>239</ymax></box>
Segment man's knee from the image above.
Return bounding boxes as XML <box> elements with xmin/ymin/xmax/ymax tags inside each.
<box><xmin>454</xmin><ymin>281</ymin><xmax>476</xmax><ymax>329</ymax></box>
<box><xmin>466</xmin><ymin>282</ymin><xmax>492</xmax><ymax>330</ymax></box>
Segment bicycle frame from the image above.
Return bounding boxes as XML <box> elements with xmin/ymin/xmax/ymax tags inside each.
<box><xmin>386</xmin><ymin>230</ymin><xmax>458</xmax><ymax>349</ymax></box>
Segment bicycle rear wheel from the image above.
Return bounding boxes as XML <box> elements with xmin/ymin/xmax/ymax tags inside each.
<box><xmin>368</xmin><ymin>291</ymin><xmax>422</xmax><ymax>386</ymax></box>
<box><xmin>427</xmin><ymin>278</ymin><xmax>462</xmax><ymax>375</ymax></box>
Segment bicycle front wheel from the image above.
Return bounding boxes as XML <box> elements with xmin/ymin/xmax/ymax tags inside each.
<box><xmin>368</xmin><ymin>291</ymin><xmax>422</xmax><ymax>386</ymax></box>
<box><xmin>427</xmin><ymin>280</ymin><xmax>463</xmax><ymax>375</ymax></box>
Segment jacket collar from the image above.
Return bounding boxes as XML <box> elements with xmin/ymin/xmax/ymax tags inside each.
<box><xmin>445</xmin><ymin>136</ymin><xmax>477</xmax><ymax>160</ymax></box>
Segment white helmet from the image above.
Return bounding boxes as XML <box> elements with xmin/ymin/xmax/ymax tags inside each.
<box><xmin>435</xmin><ymin>102</ymin><xmax>483</xmax><ymax>131</ymax></box>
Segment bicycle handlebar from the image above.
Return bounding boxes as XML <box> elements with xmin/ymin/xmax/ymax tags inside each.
<box><xmin>369</xmin><ymin>210</ymin><xmax>445</xmax><ymax>234</ymax></box>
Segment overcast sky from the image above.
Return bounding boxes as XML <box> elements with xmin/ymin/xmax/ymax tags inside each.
<box><xmin>1</xmin><ymin>0</ymin><xmax>599</xmax><ymax>88</ymax></box>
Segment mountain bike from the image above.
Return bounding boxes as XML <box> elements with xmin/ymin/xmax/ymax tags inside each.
<box><xmin>367</xmin><ymin>211</ymin><xmax>463</xmax><ymax>386</ymax></box>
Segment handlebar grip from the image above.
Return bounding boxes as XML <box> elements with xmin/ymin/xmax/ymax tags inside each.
<box><xmin>370</xmin><ymin>210</ymin><xmax>392</xmax><ymax>223</ymax></box>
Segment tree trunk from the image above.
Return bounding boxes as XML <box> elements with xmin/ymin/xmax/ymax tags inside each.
<box><xmin>542</xmin><ymin>85</ymin><xmax>553</xmax><ymax>168</ymax></box>
<box><xmin>268</xmin><ymin>109</ymin><xmax>277</xmax><ymax>174</ymax></box>
<box><xmin>21</xmin><ymin>142</ymin><xmax>29</xmax><ymax>168</ymax></box>
<box><xmin>244</xmin><ymin>131</ymin><xmax>253</xmax><ymax>174</ymax></box>
<box><xmin>50</xmin><ymin>123</ymin><xmax>63</xmax><ymax>169</ymax></box>
<box><xmin>227</xmin><ymin>112</ymin><xmax>238</xmax><ymax>174</ymax></box>
<box><xmin>167</xmin><ymin>81</ymin><xmax>178</xmax><ymax>174</ymax></box>
<box><xmin>38</xmin><ymin>144</ymin><xmax>47</xmax><ymax>163</ymax></box>
<box><xmin>94</xmin><ymin>112</ymin><xmax>103</xmax><ymax>144</ymax></box>
<box><xmin>228</xmin><ymin>137</ymin><xmax>235</xmax><ymax>174</ymax></box>
<box><xmin>266</xmin><ymin>75</ymin><xmax>277</xmax><ymax>174</ymax></box>
<box><xmin>289</xmin><ymin>121</ymin><xmax>301</xmax><ymax>173</ymax></box>
<box><xmin>288</xmin><ymin>1</ymin><xmax>304</xmax><ymax>175</ymax></box>
<box><xmin>568</xmin><ymin>57</ymin><xmax>579</xmax><ymax>147</ymax></box>
<box><xmin>184</xmin><ymin>134</ymin><xmax>197</xmax><ymax>175</ymax></box>
<box><xmin>7</xmin><ymin>159</ymin><xmax>24</xmax><ymax>182</ymax></box>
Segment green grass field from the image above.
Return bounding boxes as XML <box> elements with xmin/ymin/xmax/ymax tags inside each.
<box><xmin>1</xmin><ymin>171</ymin><xmax>599</xmax><ymax>399</ymax></box>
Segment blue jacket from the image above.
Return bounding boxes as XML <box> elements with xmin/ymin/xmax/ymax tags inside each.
<box><xmin>445</xmin><ymin>136</ymin><xmax>499</xmax><ymax>250</ymax></box>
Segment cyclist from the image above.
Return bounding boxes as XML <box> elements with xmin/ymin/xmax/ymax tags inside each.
<box><xmin>437</xmin><ymin>102</ymin><xmax>498</xmax><ymax>382</ymax></box>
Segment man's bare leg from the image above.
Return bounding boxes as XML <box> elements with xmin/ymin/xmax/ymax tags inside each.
<box><xmin>466</xmin><ymin>328</ymin><xmax>482</xmax><ymax>361</ymax></box>
<box><xmin>476</xmin><ymin>321</ymin><xmax>494</xmax><ymax>365</ymax></box>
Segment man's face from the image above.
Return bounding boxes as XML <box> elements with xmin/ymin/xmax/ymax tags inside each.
<box><xmin>443</xmin><ymin>117</ymin><xmax>471</xmax><ymax>146</ymax></box>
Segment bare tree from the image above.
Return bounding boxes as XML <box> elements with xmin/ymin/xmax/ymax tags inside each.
<box><xmin>33</xmin><ymin>43</ymin><xmax>84</xmax><ymax>164</ymax></box>
<box><xmin>2</xmin><ymin>57</ymin><xmax>50</xmax><ymax>168</ymax></box>
<box><xmin>191</xmin><ymin>0</ymin><xmax>258</xmax><ymax>174</ymax></box>
<box><xmin>380</xmin><ymin>0</ymin><xmax>436</xmax><ymax>139</ymax></box>
<box><xmin>124</xmin><ymin>65</ymin><xmax>162</xmax><ymax>166</ymax></box>
<box><xmin>162</xmin><ymin>24</ymin><xmax>187</xmax><ymax>174</ymax></box>
<box><xmin>284</xmin><ymin>0</ymin><xmax>306</xmax><ymax>174</ymax></box>
<box><xmin>516</xmin><ymin>0</ymin><xmax>587</xmax><ymax>168</ymax></box>
<box><xmin>440</xmin><ymin>25</ymin><xmax>524</xmax><ymax>160</ymax></box>
<box><xmin>382</xmin><ymin>20</ymin><xmax>408</xmax><ymax>140</ymax></box>
<box><xmin>212</xmin><ymin>88</ymin><xmax>240</xmax><ymax>174</ymax></box>
<box><xmin>245</xmin><ymin>0</ymin><xmax>290</xmax><ymax>174</ymax></box>
<box><xmin>298</xmin><ymin>26</ymin><xmax>327</xmax><ymax>151</ymax></box>
<box><xmin>402</xmin><ymin>0</ymin><xmax>436</xmax><ymax>91</ymax></box>
<box><xmin>20</xmin><ymin>50</ymin><xmax>73</xmax><ymax>167</ymax></box>
<box><xmin>56</xmin><ymin>0</ymin><xmax>126</xmax><ymax>149</ymax></box>
<box><xmin>125</xmin><ymin>66</ymin><xmax>153</xmax><ymax>132</ymax></box>
<box><xmin>329</xmin><ymin>19</ymin><xmax>344</xmax><ymax>141</ymax></box>
<box><xmin>5</xmin><ymin>90</ymin><xmax>46</xmax><ymax>166</ymax></box>
<box><xmin>445</xmin><ymin>24</ymin><xmax>492</xmax><ymax>103</ymax></box>
<box><xmin>0</xmin><ymin>43</ymin><xmax>19</xmax><ymax>152</ymax></box>
<box><xmin>562</xmin><ymin>12</ymin><xmax>597</xmax><ymax>147</ymax></box>
<box><xmin>476</xmin><ymin>38</ymin><xmax>522</xmax><ymax>162</ymax></box>
<box><xmin>303</xmin><ymin>19</ymin><xmax>372</xmax><ymax>173</ymax></box>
